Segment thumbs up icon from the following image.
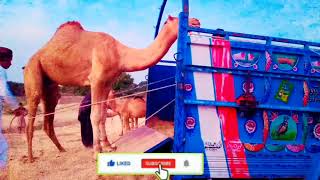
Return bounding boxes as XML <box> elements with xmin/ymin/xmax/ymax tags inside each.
<box><xmin>107</xmin><ymin>160</ymin><xmax>115</xmax><ymax>167</ymax></box>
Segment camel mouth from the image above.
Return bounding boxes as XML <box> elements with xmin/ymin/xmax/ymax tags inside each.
<box><xmin>189</xmin><ymin>18</ymin><xmax>201</xmax><ymax>28</ymax></box>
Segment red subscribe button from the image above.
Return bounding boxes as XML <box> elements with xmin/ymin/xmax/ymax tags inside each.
<box><xmin>141</xmin><ymin>159</ymin><xmax>176</xmax><ymax>168</ymax></box>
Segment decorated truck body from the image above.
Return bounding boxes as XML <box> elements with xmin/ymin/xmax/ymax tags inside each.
<box><xmin>146</xmin><ymin>0</ymin><xmax>320</xmax><ymax>179</ymax></box>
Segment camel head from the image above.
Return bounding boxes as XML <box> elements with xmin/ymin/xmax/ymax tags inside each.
<box><xmin>163</xmin><ymin>15</ymin><xmax>201</xmax><ymax>35</ymax></box>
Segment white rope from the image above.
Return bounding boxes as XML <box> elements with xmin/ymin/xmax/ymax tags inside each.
<box><xmin>113</xmin><ymin>76</ymin><xmax>175</xmax><ymax>96</ymax></box>
<box><xmin>30</xmin><ymin>83</ymin><xmax>176</xmax><ymax>118</ymax></box>
<box><xmin>144</xmin><ymin>98</ymin><xmax>175</xmax><ymax>122</ymax></box>
<box><xmin>40</xmin><ymin>76</ymin><xmax>175</xmax><ymax>115</ymax></box>
<box><xmin>309</xmin><ymin>48</ymin><xmax>320</xmax><ymax>56</ymax></box>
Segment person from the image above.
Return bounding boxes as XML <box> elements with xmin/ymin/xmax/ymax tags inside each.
<box><xmin>9</xmin><ymin>103</ymin><xmax>28</xmax><ymax>134</ymax></box>
<box><xmin>0</xmin><ymin>47</ymin><xmax>20</xmax><ymax>170</ymax></box>
<box><xmin>78</xmin><ymin>91</ymin><xmax>93</xmax><ymax>147</ymax></box>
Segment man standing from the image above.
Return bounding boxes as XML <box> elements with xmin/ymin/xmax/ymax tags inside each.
<box><xmin>0</xmin><ymin>47</ymin><xmax>20</xmax><ymax>170</ymax></box>
<box><xmin>78</xmin><ymin>91</ymin><xmax>93</xmax><ymax>147</ymax></box>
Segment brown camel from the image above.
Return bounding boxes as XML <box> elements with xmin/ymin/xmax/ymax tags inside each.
<box><xmin>127</xmin><ymin>97</ymin><xmax>146</xmax><ymax>130</ymax></box>
<box><xmin>23</xmin><ymin>15</ymin><xmax>200</xmax><ymax>162</ymax></box>
<box><xmin>107</xmin><ymin>90</ymin><xmax>130</xmax><ymax>136</ymax></box>
<box><xmin>107</xmin><ymin>91</ymin><xmax>146</xmax><ymax>136</ymax></box>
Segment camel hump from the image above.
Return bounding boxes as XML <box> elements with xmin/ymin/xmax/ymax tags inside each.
<box><xmin>57</xmin><ymin>21</ymin><xmax>84</xmax><ymax>31</ymax></box>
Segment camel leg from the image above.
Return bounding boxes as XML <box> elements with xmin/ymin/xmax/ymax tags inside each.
<box><xmin>119</xmin><ymin>115</ymin><xmax>124</xmax><ymax>136</ymax></box>
<box><xmin>134</xmin><ymin>117</ymin><xmax>139</xmax><ymax>129</ymax></box>
<box><xmin>119</xmin><ymin>114</ymin><xmax>130</xmax><ymax>136</ymax></box>
<box><xmin>24</xmin><ymin>63</ymin><xmax>42</xmax><ymax>163</ymax></box>
<box><xmin>99</xmin><ymin>92</ymin><xmax>116</xmax><ymax>152</ymax></box>
<box><xmin>122</xmin><ymin>114</ymin><xmax>130</xmax><ymax>134</ymax></box>
<box><xmin>129</xmin><ymin>118</ymin><xmax>133</xmax><ymax>129</ymax></box>
<box><xmin>90</xmin><ymin>82</ymin><xmax>115</xmax><ymax>159</ymax></box>
<box><xmin>26</xmin><ymin>98</ymin><xmax>40</xmax><ymax>163</ymax></box>
<box><xmin>42</xmin><ymin>83</ymin><xmax>65</xmax><ymax>152</ymax></box>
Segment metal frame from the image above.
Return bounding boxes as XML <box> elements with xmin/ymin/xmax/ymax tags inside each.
<box><xmin>173</xmin><ymin>0</ymin><xmax>189</xmax><ymax>154</ymax></box>
<box><xmin>154</xmin><ymin>0</ymin><xmax>167</xmax><ymax>39</ymax></box>
<box><xmin>174</xmin><ymin>0</ymin><xmax>320</xmax><ymax>113</ymax></box>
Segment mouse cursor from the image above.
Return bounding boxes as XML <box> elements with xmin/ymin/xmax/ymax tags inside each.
<box><xmin>155</xmin><ymin>164</ymin><xmax>169</xmax><ymax>180</ymax></box>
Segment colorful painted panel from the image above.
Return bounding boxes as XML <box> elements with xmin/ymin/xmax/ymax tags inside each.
<box><xmin>305</xmin><ymin>114</ymin><xmax>320</xmax><ymax>153</ymax></box>
<box><xmin>310</xmin><ymin>59</ymin><xmax>320</xmax><ymax>74</ymax></box>
<box><xmin>175</xmin><ymin>33</ymin><xmax>320</xmax><ymax>178</ymax></box>
<box><xmin>271</xmin><ymin>53</ymin><xmax>299</xmax><ymax>71</ymax></box>
<box><xmin>231</xmin><ymin>50</ymin><xmax>260</xmax><ymax>69</ymax></box>
<box><xmin>302</xmin><ymin>81</ymin><xmax>320</xmax><ymax>110</ymax></box>
<box><xmin>274</xmin><ymin>80</ymin><xmax>294</xmax><ymax>103</ymax></box>
<box><xmin>269</xmin><ymin>115</ymin><xmax>297</xmax><ymax>141</ymax></box>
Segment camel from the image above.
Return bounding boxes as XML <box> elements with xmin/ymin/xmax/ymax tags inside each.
<box><xmin>78</xmin><ymin>92</ymin><xmax>146</xmax><ymax>147</ymax></box>
<box><xmin>23</xmin><ymin>15</ymin><xmax>200</xmax><ymax>162</ymax></box>
<box><xmin>127</xmin><ymin>97</ymin><xmax>146</xmax><ymax>130</ymax></box>
<box><xmin>107</xmin><ymin>91</ymin><xmax>130</xmax><ymax>136</ymax></box>
<box><xmin>107</xmin><ymin>91</ymin><xmax>146</xmax><ymax>136</ymax></box>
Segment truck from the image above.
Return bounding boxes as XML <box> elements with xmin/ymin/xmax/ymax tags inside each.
<box><xmin>146</xmin><ymin>0</ymin><xmax>320</xmax><ymax>179</ymax></box>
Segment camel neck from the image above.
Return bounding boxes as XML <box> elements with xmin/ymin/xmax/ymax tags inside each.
<box><xmin>119</xmin><ymin>26</ymin><xmax>177</xmax><ymax>72</ymax></box>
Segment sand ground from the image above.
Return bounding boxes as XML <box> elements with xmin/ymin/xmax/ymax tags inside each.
<box><xmin>0</xmin><ymin>96</ymin><xmax>174</xmax><ymax>180</ymax></box>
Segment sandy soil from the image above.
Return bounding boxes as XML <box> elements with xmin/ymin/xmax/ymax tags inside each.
<box><xmin>0</xmin><ymin>96</ymin><xmax>174</xmax><ymax>180</ymax></box>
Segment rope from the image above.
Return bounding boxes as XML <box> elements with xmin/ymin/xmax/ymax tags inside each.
<box><xmin>309</xmin><ymin>48</ymin><xmax>320</xmax><ymax>56</ymax></box>
<box><xmin>110</xmin><ymin>98</ymin><xmax>175</xmax><ymax>145</ymax></box>
<box><xmin>110</xmin><ymin>76</ymin><xmax>175</xmax><ymax>97</ymax></box>
<box><xmin>35</xmin><ymin>76</ymin><xmax>176</xmax><ymax>115</ymax></box>
<box><xmin>30</xmin><ymin>83</ymin><xmax>176</xmax><ymax>118</ymax></box>
<box><xmin>142</xmin><ymin>98</ymin><xmax>175</xmax><ymax>125</ymax></box>
<box><xmin>18</xmin><ymin>76</ymin><xmax>176</xmax><ymax>147</ymax></box>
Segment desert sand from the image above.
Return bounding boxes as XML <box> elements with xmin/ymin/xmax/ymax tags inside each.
<box><xmin>0</xmin><ymin>96</ymin><xmax>174</xmax><ymax>180</ymax></box>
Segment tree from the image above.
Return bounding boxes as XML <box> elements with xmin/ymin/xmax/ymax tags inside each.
<box><xmin>112</xmin><ymin>73</ymin><xmax>134</xmax><ymax>95</ymax></box>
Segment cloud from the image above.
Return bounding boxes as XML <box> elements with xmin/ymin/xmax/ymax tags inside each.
<box><xmin>0</xmin><ymin>2</ymin><xmax>56</xmax><ymax>82</ymax></box>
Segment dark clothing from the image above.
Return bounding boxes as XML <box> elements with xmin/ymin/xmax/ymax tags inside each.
<box><xmin>0</xmin><ymin>47</ymin><xmax>13</xmax><ymax>60</ymax></box>
<box><xmin>78</xmin><ymin>92</ymin><xmax>93</xmax><ymax>147</ymax></box>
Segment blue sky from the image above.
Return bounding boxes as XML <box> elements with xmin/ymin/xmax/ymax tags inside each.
<box><xmin>0</xmin><ymin>0</ymin><xmax>320</xmax><ymax>83</ymax></box>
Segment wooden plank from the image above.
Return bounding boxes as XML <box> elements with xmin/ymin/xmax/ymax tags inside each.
<box><xmin>114</xmin><ymin>126</ymin><xmax>168</xmax><ymax>152</ymax></box>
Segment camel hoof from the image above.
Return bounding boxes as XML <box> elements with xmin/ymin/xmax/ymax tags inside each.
<box><xmin>28</xmin><ymin>157</ymin><xmax>35</xmax><ymax>163</ymax></box>
<box><xmin>93</xmin><ymin>148</ymin><xmax>103</xmax><ymax>160</ymax></box>
<box><xmin>103</xmin><ymin>145</ymin><xmax>117</xmax><ymax>152</ymax></box>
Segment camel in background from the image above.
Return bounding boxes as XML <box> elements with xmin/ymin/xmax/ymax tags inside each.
<box><xmin>108</xmin><ymin>91</ymin><xmax>146</xmax><ymax>136</ymax></box>
<box><xmin>128</xmin><ymin>97</ymin><xmax>146</xmax><ymax>130</ymax></box>
<box><xmin>23</xmin><ymin>15</ymin><xmax>200</xmax><ymax>162</ymax></box>
<box><xmin>78</xmin><ymin>91</ymin><xmax>146</xmax><ymax>147</ymax></box>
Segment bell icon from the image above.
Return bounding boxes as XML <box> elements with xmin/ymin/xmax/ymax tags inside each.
<box><xmin>184</xmin><ymin>160</ymin><xmax>189</xmax><ymax>167</ymax></box>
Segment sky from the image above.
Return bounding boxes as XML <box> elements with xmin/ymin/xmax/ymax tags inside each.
<box><xmin>0</xmin><ymin>0</ymin><xmax>320</xmax><ymax>83</ymax></box>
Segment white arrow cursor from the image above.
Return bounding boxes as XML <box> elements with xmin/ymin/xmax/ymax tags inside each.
<box><xmin>155</xmin><ymin>164</ymin><xmax>170</xmax><ymax>180</ymax></box>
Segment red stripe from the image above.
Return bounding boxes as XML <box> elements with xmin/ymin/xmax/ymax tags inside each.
<box><xmin>211</xmin><ymin>39</ymin><xmax>250</xmax><ymax>178</ymax></box>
